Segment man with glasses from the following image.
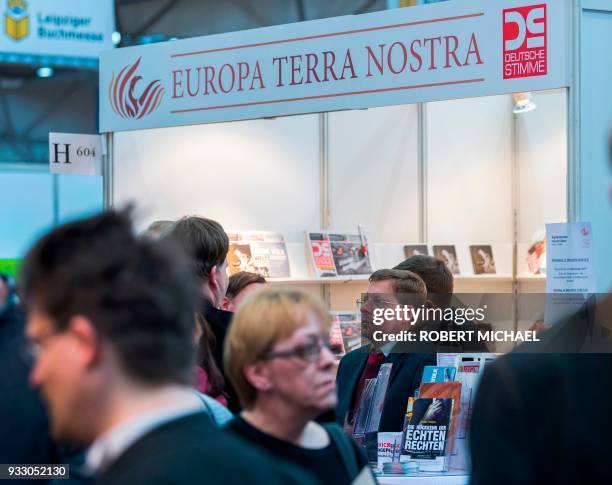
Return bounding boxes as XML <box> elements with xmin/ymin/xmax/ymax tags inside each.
<box><xmin>336</xmin><ymin>269</ymin><xmax>436</xmax><ymax>433</ymax></box>
<box><xmin>19</xmin><ymin>210</ymin><xmax>310</xmax><ymax>484</ymax></box>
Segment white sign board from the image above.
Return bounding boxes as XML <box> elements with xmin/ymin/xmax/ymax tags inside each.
<box><xmin>100</xmin><ymin>0</ymin><xmax>570</xmax><ymax>132</ymax></box>
<box><xmin>0</xmin><ymin>0</ymin><xmax>114</xmax><ymax>63</ymax></box>
<box><xmin>546</xmin><ymin>222</ymin><xmax>596</xmax><ymax>294</ymax></box>
<box><xmin>49</xmin><ymin>132</ymin><xmax>104</xmax><ymax>176</ymax></box>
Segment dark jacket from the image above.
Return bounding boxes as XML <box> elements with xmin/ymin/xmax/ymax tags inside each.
<box><xmin>470</xmin><ymin>296</ymin><xmax>612</xmax><ymax>485</ymax></box>
<box><xmin>0</xmin><ymin>301</ymin><xmax>56</xmax><ymax>470</ymax></box>
<box><xmin>95</xmin><ymin>412</ymin><xmax>312</xmax><ymax>485</ymax></box>
<box><xmin>336</xmin><ymin>346</ymin><xmax>436</xmax><ymax>432</ymax></box>
<box><xmin>201</xmin><ymin>301</ymin><xmax>240</xmax><ymax>412</ymax></box>
<box><xmin>0</xmin><ymin>301</ymin><xmax>90</xmax><ymax>485</ymax></box>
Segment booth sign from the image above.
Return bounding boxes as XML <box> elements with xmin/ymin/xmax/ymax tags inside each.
<box><xmin>99</xmin><ymin>0</ymin><xmax>570</xmax><ymax>133</ymax></box>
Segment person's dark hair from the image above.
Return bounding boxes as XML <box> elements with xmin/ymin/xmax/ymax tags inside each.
<box><xmin>369</xmin><ymin>269</ymin><xmax>427</xmax><ymax>295</ymax></box>
<box><xmin>394</xmin><ymin>255</ymin><xmax>454</xmax><ymax>308</ymax></box>
<box><xmin>19</xmin><ymin>209</ymin><xmax>199</xmax><ymax>385</ymax></box>
<box><xmin>195</xmin><ymin>313</ymin><xmax>225</xmax><ymax>396</ymax></box>
<box><xmin>166</xmin><ymin>216</ymin><xmax>228</xmax><ymax>282</ymax></box>
<box><xmin>226</xmin><ymin>271</ymin><xmax>266</xmax><ymax>301</ymax></box>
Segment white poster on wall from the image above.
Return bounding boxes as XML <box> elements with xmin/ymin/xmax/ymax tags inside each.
<box><xmin>49</xmin><ymin>132</ymin><xmax>104</xmax><ymax>175</ymax></box>
<box><xmin>546</xmin><ymin>222</ymin><xmax>596</xmax><ymax>294</ymax></box>
<box><xmin>0</xmin><ymin>0</ymin><xmax>114</xmax><ymax>63</ymax></box>
<box><xmin>544</xmin><ymin>222</ymin><xmax>596</xmax><ymax>326</ymax></box>
<box><xmin>100</xmin><ymin>0</ymin><xmax>570</xmax><ymax>132</ymax></box>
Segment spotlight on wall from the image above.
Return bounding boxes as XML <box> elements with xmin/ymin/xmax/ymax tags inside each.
<box><xmin>512</xmin><ymin>92</ymin><xmax>536</xmax><ymax>114</ymax></box>
<box><xmin>36</xmin><ymin>66</ymin><xmax>54</xmax><ymax>78</ymax></box>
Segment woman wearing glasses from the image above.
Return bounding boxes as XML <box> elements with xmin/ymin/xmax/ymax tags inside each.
<box><xmin>224</xmin><ymin>288</ymin><xmax>374</xmax><ymax>485</ymax></box>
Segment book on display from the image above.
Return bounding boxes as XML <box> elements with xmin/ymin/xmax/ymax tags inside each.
<box><xmin>418</xmin><ymin>382</ymin><xmax>462</xmax><ymax>454</ymax></box>
<box><xmin>432</xmin><ymin>245</ymin><xmax>461</xmax><ymax>275</ymax></box>
<box><xmin>401</xmin><ymin>397</ymin><xmax>453</xmax><ymax>472</ymax></box>
<box><xmin>226</xmin><ymin>231</ymin><xmax>290</xmax><ymax>278</ymax></box>
<box><xmin>469</xmin><ymin>245</ymin><xmax>497</xmax><ymax>274</ymax></box>
<box><xmin>403</xmin><ymin>244</ymin><xmax>430</xmax><ymax>258</ymax></box>
<box><xmin>422</xmin><ymin>366</ymin><xmax>457</xmax><ymax>383</ymax></box>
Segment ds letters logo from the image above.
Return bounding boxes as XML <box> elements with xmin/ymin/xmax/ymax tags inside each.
<box><xmin>108</xmin><ymin>57</ymin><xmax>164</xmax><ymax>119</ymax></box>
<box><xmin>503</xmin><ymin>4</ymin><xmax>547</xmax><ymax>79</ymax></box>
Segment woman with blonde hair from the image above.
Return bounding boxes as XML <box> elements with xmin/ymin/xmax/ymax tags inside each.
<box><xmin>224</xmin><ymin>288</ymin><xmax>373</xmax><ymax>485</ymax></box>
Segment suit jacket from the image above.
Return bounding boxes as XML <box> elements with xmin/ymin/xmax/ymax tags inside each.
<box><xmin>470</xmin><ymin>296</ymin><xmax>612</xmax><ymax>484</ymax></box>
<box><xmin>0</xmin><ymin>301</ymin><xmax>56</xmax><ymax>468</ymax></box>
<box><xmin>95</xmin><ymin>412</ymin><xmax>312</xmax><ymax>485</ymax></box>
<box><xmin>336</xmin><ymin>346</ymin><xmax>436</xmax><ymax>432</ymax></box>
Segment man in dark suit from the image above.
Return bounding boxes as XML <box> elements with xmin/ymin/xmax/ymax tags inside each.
<box><xmin>336</xmin><ymin>269</ymin><xmax>436</xmax><ymax>432</ymax></box>
<box><xmin>166</xmin><ymin>216</ymin><xmax>241</xmax><ymax>411</ymax></box>
<box><xmin>20</xmin><ymin>210</ymin><xmax>309</xmax><ymax>484</ymax></box>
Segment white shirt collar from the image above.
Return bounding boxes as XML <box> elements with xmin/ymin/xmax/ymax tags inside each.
<box><xmin>86</xmin><ymin>390</ymin><xmax>204</xmax><ymax>473</ymax></box>
<box><xmin>380</xmin><ymin>342</ymin><xmax>396</xmax><ymax>357</ymax></box>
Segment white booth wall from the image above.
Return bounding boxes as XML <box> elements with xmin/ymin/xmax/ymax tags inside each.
<box><xmin>112</xmin><ymin>90</ymin><xmax>567</xmax><ymax>310</ymax></box>
<box><xmin>580</xmin><ymin>4</ymin><xmax>612</xmax><ymax>292</ymax></box>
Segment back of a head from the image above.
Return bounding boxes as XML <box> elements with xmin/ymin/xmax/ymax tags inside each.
<box><xmin>226</xmin><ymin>271</ymin><xmax>267</xmax><ymax>300</ymax></box>
<box><xmin>394</xmin><ymin>255</ymin><xmax>454</xmax><ymax>308</ymax></box>
<box><xmin>20</xmin><ymin>209</ymin><xmax>199</xmax><ymax>385</ymax></box>
<box><xmin>166</xmin><ymin>216</ymin><xmax>229</xmax><ymax>281</ymax></box>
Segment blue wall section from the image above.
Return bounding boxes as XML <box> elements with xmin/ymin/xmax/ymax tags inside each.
<box><xmin>581</xmin><ymin>8</ymin><xmax>612</xmax><ymax>292</ymax></box>
<box><xmin>0</xmin><ymin>173</ymin><xmax>103</xmax><ymax>259</ymax></box>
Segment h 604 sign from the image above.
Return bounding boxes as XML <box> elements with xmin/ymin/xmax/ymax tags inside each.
<box><xmin>49</xmin><ymin>133</ymin><xmax>104</xmax><ymax>175</ymax></box>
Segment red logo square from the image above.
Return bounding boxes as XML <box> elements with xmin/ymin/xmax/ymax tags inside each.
<box><xmin>503</xmin><ymin>4</ymin><xmax>547</xmax><ymax>79</ymax></box>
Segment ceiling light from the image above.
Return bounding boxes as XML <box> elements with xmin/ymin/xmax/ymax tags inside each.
<box><xmin>512</xmin><ymin>92</ymin><xmax>536</xmax><ymax>114</ymax></box>
<box><xmin>36</xmin><ymin>66</ymin><xmax>54</xmax><ymax>78</ymax></box>
<box><xmin>111</xmin><ymin>31</ymin><xmax>122</xmax><ymax>45</ymax></box>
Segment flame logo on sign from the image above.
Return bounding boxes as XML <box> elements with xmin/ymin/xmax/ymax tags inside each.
<box><xmin>581</xmin><ymin>227</ymin><xmax>589</xmax><ymax>237</ymax></box>
<box><xmin>108</xmin><ymin>57</ymin><xmax>164</xmax><ymax>119</ymax></box>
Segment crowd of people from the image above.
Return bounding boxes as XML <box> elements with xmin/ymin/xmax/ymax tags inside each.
<box><xmin>1</xmin><ymin>198</ymin><xmax>611</xmax><ymax>483</ymax></box>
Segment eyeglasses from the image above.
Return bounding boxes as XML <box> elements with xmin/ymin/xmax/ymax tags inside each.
<box><xmin>21</xmin><ymin>330</ymin><xmax>62</xmax><ymax>366</ymax></box>
<box><xmin>356</xmin><ymin>294</ymin><xmax>396</xmax><ymax>308</ymax></box>
<box><xmin>265</xmin><ymin>336</ymin><xmax>331</xmax><ymax>363</ymax></box>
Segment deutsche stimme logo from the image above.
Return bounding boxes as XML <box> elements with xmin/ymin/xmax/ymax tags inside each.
<box><xmin>108</xmin><ymin>57</ymin><xmax>164</xmax><ymax>119</ymax></box>
<box><xmin>502</xmin><ymin>4</ymin><xmax>547</xmax><ymax>79</ymax></box>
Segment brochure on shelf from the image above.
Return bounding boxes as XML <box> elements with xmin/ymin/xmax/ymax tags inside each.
<box><xmin>433</xmin><ymin>245</ymin><xmax>461</xmax><ymax>275</ymax></box>
<box><xmin>366</xmin><ymin>364</ymin><xmax>393</xmax><ymax>434</ymax></box>
<box><xmin>353</xmin><ymin>378</ymin><xmax>378</xmax><ymax>437</ymax></box>
<box><xmin>403</xmin><ymin>244</ymin><xmax>430</xmax><ymax>258</ymax></box>
<box><xmin>227</xmin><ymin>231</ymin><xmax>290</xmax><ymax>278</ymax></box>
<box><xmin>329</xmin><ymin>316</ymin><xmax>345</xmax><ymax>359</ymax></box>
<box><xmin>469</xmin><ymin>245</ymin><xmax>497</xmax><ymax>275</ymax></box>
<box><xmin>306</xmin><ymin>231</ymin><xmax>373</xmax><ymax>277</ymax></box>
<box><xmin>377</xmin><ymin>432</ymin><xmax>403</xmax><ymax>470</ymax></box>
<box><xmin>332</xmin><ymin>311</ymin><xmax>362</xmax><ymax>355</ymax></box>
<box><xmin>526</xmin><ymin>231</ymin><xmax>547</xmax><ymax>275</ymax></box>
